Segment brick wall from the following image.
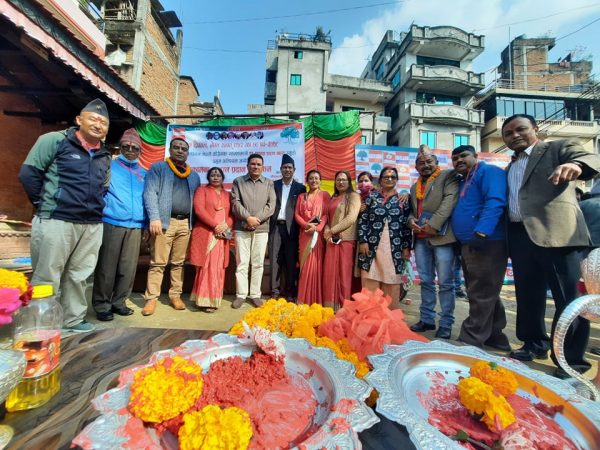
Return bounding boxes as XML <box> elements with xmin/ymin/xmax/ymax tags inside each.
<box><xmin>176</xmin><ymin>78</ymin><xmax>199</xmax><ymax>124</ymax></box>
<box><xmin>138</xmin><ymin>10</ymin><xmax>180</xmax><ymax>116</ymax></box>
<box><xmin>0</xmin><ymin>94</ymin><xmax>61</xmax><ymax>221</ymax></box>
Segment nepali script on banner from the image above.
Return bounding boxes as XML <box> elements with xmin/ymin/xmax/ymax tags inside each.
<box><xmin>165</xmin><ymin>123</ymin><xmax>305</xmax><ymax>187</ymax></box>
<box><xmin>354</xmin><ymin>144</ymin><xmax>514</xmax><ymax>284</ymax></box>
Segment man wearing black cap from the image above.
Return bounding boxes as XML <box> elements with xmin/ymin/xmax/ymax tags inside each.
<box><xmin>19</xmin><ymin>98</ymin><xmax>112</xmax><ymax>333</ymax></box>
<box><xmin>268</xmin><ymin>154</ymin><xmax>306</xmax><ymax>301</ymax></box>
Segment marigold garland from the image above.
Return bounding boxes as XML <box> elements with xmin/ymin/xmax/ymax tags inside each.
<box><xmin>470</xmin><ymin>361</ymin><xmax>518</xmax><ymax>397</ymax></box>
<box><xmin>178</xmin><ymin>405</ymin><xmax>253</xmax><ymax>450</ymax></box>
<box><xmin>128</xmin><ymin>356</ymin><xmax>203</xmax><ymax>423</ymax></box>
<box><xmin>166</xmin><ymin>157</ymin><xmax>192</xmax><ymax>178</ymax></box>
<box><xmin>457</xmin><ymin>376</ymin><xmax>516</xmax><ymax>432</ymax></box>
<box><xmin>415</xmin><ymin>166</ymin><xmax>442</xmax><ymax>200</ymax></box>
<box><xmin>0</xmin><ymin>268</ymin><xmax>30</xmax><ymax>296</ymax></box>
<box><xmin>229</xmin><ymin>299</ymin><xmax>368</xmax><ymax>378</ymax></box>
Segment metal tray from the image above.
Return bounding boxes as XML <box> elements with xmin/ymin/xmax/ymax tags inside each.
<box><xmin>366</xmin><ymin>340</ymin><xmax>600</xmax><ymax>450</ymax></box>
<box><xmin>73</xmin><ymin>333</ymin><xmax>379</xmax><ymax>449</ymax></box>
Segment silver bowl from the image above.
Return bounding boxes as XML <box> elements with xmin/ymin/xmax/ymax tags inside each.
<box><xmin>366</xmin><ymin>340</ymin><xmax>600</xmax><ymax>450</ymax></box>
<box><xmin>72</xmin><ymin>333</ymin><xmax>378</xmax><ymax>449</ymax></box>
<box><xmin>0</xmin><ymin>349</ymin><xmax>26</xmax><ymax>403</ymax></box>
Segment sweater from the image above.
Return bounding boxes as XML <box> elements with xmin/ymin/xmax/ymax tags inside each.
<box><xmin>143</xmin><ymin>161</ymin><xmax>201</xmax><ymax>230</ymax></box>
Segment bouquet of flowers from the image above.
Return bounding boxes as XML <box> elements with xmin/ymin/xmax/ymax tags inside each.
<box><xmin>0</xmin><ymin>268</ymin><xmax>32</xmax><ymax>324</ymax></box>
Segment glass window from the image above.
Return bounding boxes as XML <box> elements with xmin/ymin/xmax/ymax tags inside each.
<box><xmin>294</xmin><ymin>50</ymin><xmax>303</xmax><ymax>60</ymax></box>
<box><xmin>513</xmin><ymin>100</ymin><xmax>525</xmax><ymax>115</ymax></box>
<box><xmin>266</xmin><ymin>70</ymin><xmax>277</xmax><ymax>83</ymax></box>
<box><xmin>361</xmin><ymin>135</ymin><xmax>368</xmax><ymax>144</ymax></box>
<box><xmin>290</xmin><ymin>74</ymin><xmax>302</xmax><ymax>86</ymax></box>
<box><xmin>375</xmin><ymin>63</ymin><xmax>385</xmax><ymax>80</ymax></box>
<box><xmin>454</xmin><ymin>134</ymin><xmax>469</xmax><ymax>148</ymax></box>
<box><xmin>341</xmin><ymin>106</ymin><xmax>365</xmax><ymax>112</ymax></box>
<box><xmin>534</xmin><ymin>102</ymin><xmax>545</xmax><ymax>119</ymax></box>
<box><xmin>391</xmin><ymin>71</ymin><xmax>401</xmax><ymax>88</ymax></box>
<box><xmin>420</xmin><ymin>131</ymin><xmax>436</xmax><ymax>148</ymax></box>
<box><xmin>416</xmin><ymin>55</ymin><xmax>460</xmax><ymax>67</ymax></box>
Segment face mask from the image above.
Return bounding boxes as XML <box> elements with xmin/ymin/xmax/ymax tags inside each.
<box><xmin>118</xmin><ymin>153</ymin><xmax>138</xmax><ymax>164</ymax></box>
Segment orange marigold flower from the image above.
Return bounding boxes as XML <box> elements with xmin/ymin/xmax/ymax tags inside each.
<box><xmin>470</xmin><ymin>361</ymin><xmax>518</xmax><ymax>397</ymax></box>
<box><xmin>458</xmin><ymin>376</ymin><xmax>516</xmax><ymax>432</ymax></box>
<box><xmin>128</xmin><ymin>356</ymin><xmax>203</xmax><ymax>423</ymax></box>
<box><xmin>178</xmin><ymin>405</ymin><xmax>253</xmax><ymax>450</ymax></box>
<box><xmin>0</xmin><ymin>268</ymin><xmax>29</xmax><ymax>295</ymax></box>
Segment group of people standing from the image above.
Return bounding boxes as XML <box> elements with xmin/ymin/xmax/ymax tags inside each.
<box><xmin>19</xmin><ymin>100</ymin><xmax>599</xmax><ymax>378</ymax></box>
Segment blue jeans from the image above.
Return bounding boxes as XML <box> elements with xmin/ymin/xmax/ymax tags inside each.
<box><xmin>454</xmin><ymin>256</ymin><xmax>463</xmax><ymax>291</ymax></box>
<box><xmin>414</xmin><ymin>239</ymin><xmax>456</xmax><ymax>329</ymax></box>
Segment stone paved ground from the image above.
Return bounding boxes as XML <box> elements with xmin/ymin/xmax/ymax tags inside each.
<box><xmin>82</xmin><ymin>284</ymin><xmax>599</xmax><ymax>379</ymax></box>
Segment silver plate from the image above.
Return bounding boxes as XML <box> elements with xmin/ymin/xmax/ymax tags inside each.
<box><xmin>366</xmin><ymin>340</ymin><xmax>600</xmax><ymax>450</ymax></box>
<box><xmin>73</xmin><ymin>333</ymin><xmax>379</xmax><ymax>450</ymax></box>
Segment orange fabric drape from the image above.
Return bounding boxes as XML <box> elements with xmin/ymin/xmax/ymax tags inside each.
<box><xmin>304</xmin><ymin>131</ymin><xmax>360</xmax><ymax>179</ymax></box>
<box><xmin>139</xmin><ymin>141</ymin><xmax>166</xmax><ymax>170</ymax></box>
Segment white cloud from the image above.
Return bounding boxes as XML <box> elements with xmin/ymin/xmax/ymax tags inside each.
<box><xmin>329</xmin><ymin>0</ymin><xmax>600</xmax><ymax>78</ymax></box>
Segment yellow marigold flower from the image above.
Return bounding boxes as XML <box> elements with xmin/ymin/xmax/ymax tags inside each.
<box><xmin>458</xmin><ymin>376</ymin><xmax>516</xmax><ymax>432</ymax></box>
<box><xmin>128</xmin><ymin>356</ymin><xmax>203</xmax><ymax>423</ymax></box>
<box><xmin>179</xmin><ymin>405</ymin><xmax>253</xmax><ymax>450</ymax></box>
<box><xmin>0</xmin><ymin>268</ymin><xmax>29</xmax><ymax>295</ymax></box>
<box><xmin>470</xmin><ymin>361</ymin><xmax>518</xmax><ymax>397</ymax></box>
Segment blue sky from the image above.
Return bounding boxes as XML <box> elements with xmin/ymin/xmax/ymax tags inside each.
<box><xmin>162</xmin><ymin>0</ymin><xmax>600</xmax><ymax>114</ymax></box>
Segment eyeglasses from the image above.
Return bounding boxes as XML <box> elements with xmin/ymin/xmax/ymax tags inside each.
<box><xmin>335</xmin><ymin>179</ymin><xmax>349</xmax><ymax>183</ymax></box>
<box><xmin>121</xmin><ymin>144</ymin><xmax>140</xmax><ymax>152</ymax></box>
<box><xmin>381</xmin><ymin>175</ymin><xmax>397</xmax><ymax>181</ymax></box>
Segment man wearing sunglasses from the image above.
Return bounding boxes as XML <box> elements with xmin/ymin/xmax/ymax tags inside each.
<box><xmin>92</xmin><ymin>129</ymin><xmax>147</xmax><ymax>322</ymax></box>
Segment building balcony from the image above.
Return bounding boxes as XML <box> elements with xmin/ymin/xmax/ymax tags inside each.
<box><xmin>264</xmin><ymin>82</ymin><xmax>276</xmax><ymax>104</ymax></box>
<box><xmin>482</xmin><ymin>116</ymin><xmax>600</xmax><ymax>140</ymax></box>
<box><xmin>401</xmin><ymin>25</ymin><xmax>484</xmax><ymax>61</ymax></box>
<box><xmin>325</xmin><ymin>75</ymin><xmax>393</xmax><ymax>103</ymax></box>
<box><xmin>408</xmin><ymin>103</ymin><xmax>484</xmax><ymax>127</ymax></box>
<box><xmin>404</xmin><ymin>65</ymin><xmax>484</xmax><ymax>96</ymax></box>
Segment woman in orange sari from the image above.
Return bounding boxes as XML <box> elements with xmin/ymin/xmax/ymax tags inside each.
<box><xmin>189</xmin><ymin>167</ymin><xmax>233</xmax><ymax>312</ymax></box>
<box><xmin>323</xmin><ymin>171</ymin><xmax>361</xmax><ymax>310</ymax></box>
<box><xmin>294</xmin><ymin>170</ymin><xmax>330</xmax><ymax>305</ymax></box>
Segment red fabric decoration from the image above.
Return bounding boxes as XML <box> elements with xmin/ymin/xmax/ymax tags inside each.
<box><xmin>304</xmin><ymin>131</ymin><xmax>360</xmax><ymax>179</ymax></box>
<box><xmin>139</xmin><ymin>141</ymin><xmax>166</xmax><ymax>170</ymax></box>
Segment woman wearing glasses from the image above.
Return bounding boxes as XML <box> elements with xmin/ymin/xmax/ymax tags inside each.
<box><xmin>357</xmin><ymin>166</ymin><xmax>412</xmax><ymax>308</ymax></box>
<box><xmin>295</xmin><ymin>170</ymin><xmax>330</xmax><ymax>305</ymax></box>
<box><xmin>322</xmin><ymin>171</ymin><xmax>361</xmax><ymax>310</ymax></box>
<box><xmin>92</xmin><ymin>129</ymin><xmax>147</xmax><ymax>322</ymax></box>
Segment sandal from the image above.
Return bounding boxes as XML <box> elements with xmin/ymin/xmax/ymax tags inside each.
<box><xmin>202</xmin><ymin>307</ymin><xmax>217</xmax><ymax>313</ymax></box>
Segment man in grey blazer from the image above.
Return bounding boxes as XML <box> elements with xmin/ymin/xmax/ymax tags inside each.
<box><xmin>503</xmin><ymin>114</ymin><xmax>600</xmax><ymax>376</ymax></box>
<box><xmin>407</xmin><ymin>150</ymin><xmax>459</xmax><ymax>339</ymax></box>
<box><xmin>268</xmin><ymin>154</ymin><xmax>306</xmax><ymax>301</ymax></box>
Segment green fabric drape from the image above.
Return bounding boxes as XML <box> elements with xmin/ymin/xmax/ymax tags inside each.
<box><xmin>135</xmin><ymin>110</ymin><xmax>360</xmax><ymax>144</ymax></box>
<box><xmin>134</xmin><ymin>119</ymin><xmax>167</xmax><ymax>145</ymax></box>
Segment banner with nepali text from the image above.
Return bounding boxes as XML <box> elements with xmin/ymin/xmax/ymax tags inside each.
<box><xmin>165</xmin><ymin>123</ymin><xmax>305</xmax><ymax>187</ymax></box>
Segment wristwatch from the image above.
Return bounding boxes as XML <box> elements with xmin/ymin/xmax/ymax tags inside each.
<box><xmin>475</xmin><ymin>231</ymin><xmax>487</xmax><ymax>238</ymax></box>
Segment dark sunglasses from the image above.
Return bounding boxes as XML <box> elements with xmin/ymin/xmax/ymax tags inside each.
<box><xmin>121</xmin><ymin>144</ymin><xmax>141</xmax><ymax>152</ymax></box>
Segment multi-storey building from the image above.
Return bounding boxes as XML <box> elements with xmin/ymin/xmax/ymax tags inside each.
<box><xmin>362</xmin><ymin>26</ymin><xmax>486</xmax><ymax>150</ymax></box>
<box><xmin>89</xmin><ymin>0</ymin><xmax>184</xmax><ymax>116</ymax></box>
<box><xmin>258</xmin><ymin>32</ymin><xmax>392</xmax><ymax>146</ymax></box>
<box><xmin>475</xmin><ymin>36</ymin><xmax>599</xmax><ymax>153</ymax></box>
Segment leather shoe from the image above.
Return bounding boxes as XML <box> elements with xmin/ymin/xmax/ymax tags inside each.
<box><xmin>484</xmin><ymin>335</ymin><xmax>512</xmax><ymax>352</ymax></box>
<box><xmin>141</xmin><ymin>299</ymin><xmax>157</xmax><ymax>316</ymax></box>
<box><xmin>96</xmin><ymin>311</ymin><xmax>114</xmax><ymax>322</ymax></box>
<box><xmin>591</xmin><ymin>347</ymin><xmax>600</xmax><ymax>356</ymax></box>
<box><xmin>231</xmin><ymin>297</ymin><xmax>245</xmax><ymax>309</ymax></box>
<box><xmin>509</xmin><ymin>345</ymin><xmax>548</xmax><ymax>362</ymax></box>
<box><xmin>435</xmin><ymin>327</ymin><xmax>452</xmax><ymax>339</ymax></box>
<box><xmin>410</xmin><ymin>321</ymin><xmax>436</xmax><ymax>332</ymax></box>
<box><xmin>111</xmin><ymin>306</ymin><xmax>134</xmax><ymax>316</ymax></box>
<box><xmin>251</xmin><ymin>297</ymin><xmax>264</xmax><ymax>307</ymax></box>
<box><xmin>170</xmin><ymin>297</ymin><xmax>186</xmax><ymax>310</ymax></box>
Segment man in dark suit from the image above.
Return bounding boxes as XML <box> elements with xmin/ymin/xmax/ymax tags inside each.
<box><xmin>268</xmin><ymin>154</ymin><xmax>306</xmax><ymax>301</ymax></box>
<box><xmin>503</xmin><ymin>114</ymin><xmax>600</xmax><ymax>377</ymax></box>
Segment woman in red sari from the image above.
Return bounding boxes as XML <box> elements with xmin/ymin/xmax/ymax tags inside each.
<box><xmin>189</xmin><ymin>167</ymin><xmax>233</xmax><ymax>312</ymax></box>
<box><xmin>323</xmin><ymin>171</ymin><xmax>361</xmax><ymax>310</ymax></box>
<box><xmin>295</xmin><ymin>170</ymin><xmax>330</xmax><ymax>305</ymax></box>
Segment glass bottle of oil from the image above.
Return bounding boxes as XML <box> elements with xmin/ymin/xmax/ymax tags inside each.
<box><xmin>6</xmin><ymin>284</ymin><xmax>63</xmax><ymax>411</ymax></box>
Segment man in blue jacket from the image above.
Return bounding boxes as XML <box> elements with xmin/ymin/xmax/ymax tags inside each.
<box><xmin>19</xmin><ymin>99</ymin><xmax>111</xmax><ymax>332</ymax></box>
<box><xmin>450</xmin><ymin>145</ymin><xmax>510</xmax><ymax>351</ymax></box>
<box><xmin>141</xmin><ymin>137</ymin><xmax>201</xmax><ymax>316</ymax></box>
<box><xmin>92</xmin><ymin>129</ymin><xmax>147</xmax><ymax>321</ymax></box>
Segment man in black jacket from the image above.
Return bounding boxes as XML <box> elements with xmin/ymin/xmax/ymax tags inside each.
<box><xmin>268</xmin><ymin>154</ymin><xmax>306</xmax><ymax>301</ymax></box>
